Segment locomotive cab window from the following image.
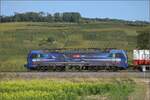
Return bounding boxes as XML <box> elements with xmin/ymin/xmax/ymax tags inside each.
<box><xmin>115</xmin><ymin>53</ymin><xmax>124</xmax><ymax>58</ymax></box>
<box><xmin>31</xmin><ymin>54</ymin><xmax>38</xmax><ymax>58</ymax></box>
<box><xmin>31</xmin><ymin>53</ymin><xmax>49</xmax><ymax>59</ymax></box>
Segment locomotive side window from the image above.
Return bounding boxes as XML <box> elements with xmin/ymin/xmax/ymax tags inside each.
<box><xmin>109</xmin><ymin>53</ymin><xmax>115</xmax><ymax>58</ymax></box>
<box><xmin>40</xmin><ymin>54</ymin><xmax>49</xmax><ymax>58</ymax></box>
<box><xmin>109</xmin><ymin>53</ymin><xmax>124</xmax><ymax>58</ymax></box>
<box><xmin>31</xmin><ymin>53</ymin><xmax>50</xmax><ymax>59</ymax></box>
<box><xmin>115</xmin><ymin>53</ymin><xmax>124</xmax><ymax>58</ymax></box>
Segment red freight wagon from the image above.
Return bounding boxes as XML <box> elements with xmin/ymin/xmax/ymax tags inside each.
<box><xmin>133</xmin><ymin>50</ymin><xmax>150</xmax><ymax>71</ymax></box>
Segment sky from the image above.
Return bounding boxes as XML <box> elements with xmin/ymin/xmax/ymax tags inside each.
<box><xmin>1</xmin><ymin>0</ymin><xmax>150</xmax><ymax>21</ymax></box>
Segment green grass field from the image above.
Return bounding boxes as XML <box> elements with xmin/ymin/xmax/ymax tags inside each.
<box><xmin>0</xmin><ymin>78</ymin><xmax>135</xmax><ymax>100</ymax></box>
<box><xmin>0</xmin><ymin>22</ymin><xmax>150</xmax><ymax>71</ymax></box>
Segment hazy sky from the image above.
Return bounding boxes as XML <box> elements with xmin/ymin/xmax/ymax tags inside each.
<box><xmin>1</xmin><ymin>0</ymin><xmax>150</xmax><ymax>21</ymax></box>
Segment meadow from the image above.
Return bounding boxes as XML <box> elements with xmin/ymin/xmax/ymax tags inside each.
<box><xmin>0</xmin><ymin>78</ymin><xmax>136</xmax><ymax>100</ymax></box>
<box><xmin>0</xmin><ymin>22</ymin><xmax>150</xmax><ymax>71</ymax></box>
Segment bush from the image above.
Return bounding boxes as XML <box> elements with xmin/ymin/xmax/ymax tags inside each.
<box><xmin>137</xmin><ymin>31</ymin><xmax>150</xmax><ymax>49</ymax></box>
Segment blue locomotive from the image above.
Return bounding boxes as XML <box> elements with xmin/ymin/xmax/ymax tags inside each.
<box><xmin>24</xmin><ymin>48</ymin><xmax>128</xmax><ymax>71</ymax></box>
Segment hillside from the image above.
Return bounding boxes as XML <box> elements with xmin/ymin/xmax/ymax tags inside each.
<box><xmin>0</xmin><ymin>22</ymin><xmax>150</xmax><ymax>71</ymax></box>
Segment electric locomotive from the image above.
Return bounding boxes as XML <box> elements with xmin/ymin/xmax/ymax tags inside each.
<box><xmin>24</xmin><ymin>48</ymin><xmax>128</xmax><ymax>71</ymax></box>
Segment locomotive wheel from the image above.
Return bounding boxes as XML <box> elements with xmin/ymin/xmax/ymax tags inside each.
<box><xmin>88</xmin><ymin>66</ymin><xmax>98</xmax><ymax>72</ymax></box>
<box><xmin>67</xmin><ymin>66</ymin><xmax>72</xmax><ymax>71</ymax></box>
<box><xmin>47</xmin><ymin>66</ymin><xmax>53</xmax><ymax>71</ymax></box>
<box><xmin>56</xmin><ymin>66</ymin><xmax>65</xmax><ymax>72</ymax></box>
<box><xmin>82</xmin><ymin>66</ymin><xmax>87</xmax><ymax>70</ymax></box>
<box><xmin>61</xmin><ymin>66</ymin><xmax>66</xmax><ymax>71</ymax></box>
<box><xmin>105</xmin><ymin>66</ymin><xmax>110</xmax><ymax>71</ymax></box>
<box><xmin>52</xmin><ymin>66</ymin><xmax>57</xmax><ymax>71</ymax></box>
<box><xmin>40</xmin><ymin>66</ymin><xmax>47</xmax><ymax>72</ymax></box>
<box><xmin>75</xmin><ymin>66</ymin><xmax>81</xmax><ymax>71</ymax></box>
<box><xmin>36</xmin><ymin>66</ymin><xmax>41</xmax><ymax>71</ymax></box>
<box><xmin>44</xmin><ymin>66</ymin><xmax>48</xmax><ymax>71</ymax></box>
<box><xmin>88</xmin><ymin>66</ymin><xmax>92</xmax><ymax>71</ymax></box>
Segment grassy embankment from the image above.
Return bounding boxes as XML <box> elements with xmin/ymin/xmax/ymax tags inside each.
<box><xmin>0</xmin><ymin>22</ymin><xmax>150</xmax><ymax>71</ymax></box>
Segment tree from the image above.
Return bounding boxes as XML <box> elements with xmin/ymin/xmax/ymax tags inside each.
<box><xmin>54</xmin><ymin>13</ymin><xmax>62</xmax><ymax>22</ymax></box>
<box><xmin>62</xmin><ymin>12</ymin><xmax>72</xmax><ymax>22</ymax></box>
<box><xmin>47</xmin><ymin>14</ymin><xmax>53</xmax><ymax>22</ymax></box>
<box><xmin>47</xmin><ymin>37</ymin><xmax>55</xmax><ymax>43</ymax></box>
<box><xmin>0</xmin><ymin>16</ymin><xmax>2</xmax><ymax>22</ymax></box>
<box><xmin>137</xmin><ymin>31</ymin><xmax>150</xmax><ymax>49</ymax></box>
<box><xmin>62</xmin><ymin>12</ymin><xmax>81</xmax><ymax>22</ymax></box>
<box><xmin>14</xmin><ymin>12</ymin><xmax>22</xmax><ymax>21</ymax></box>
<box><xmin>38</xmin><ymin>12</ymin><xmax>46</xmax><ymax>22</ymax></box>
<box><xmin>71</xmin><ymin>12</ymin><xmax>81</xmax><ymax>22</ymax></box>
<box><xmin>1</xmin><ymin>16</ymin><xmax>14</xmax><ymax>22</ymax></box>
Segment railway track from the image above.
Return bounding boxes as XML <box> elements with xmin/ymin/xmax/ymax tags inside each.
<box><xmin>0</xmin><ymin>72</ymin><xmax>150</xmax><ymax>79</ymax></box>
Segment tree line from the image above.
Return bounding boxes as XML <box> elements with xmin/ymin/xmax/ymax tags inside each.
<box><xmin>0</xmin><ymin>12</ymin><xmax>81</xmax><ymax>23</ymax></box>
<box><xmin>0</xmin><ymin>11</ymin><xmax>150</xmax><ymax>26</ymax></box>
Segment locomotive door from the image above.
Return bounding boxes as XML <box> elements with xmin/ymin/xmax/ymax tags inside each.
<box><xmin>109</xmin><ymin>53</ymin><xmax>117</xmax><ymax>66</ymax></box>
<box><xmin>111</xmin><ymin>53</ymin><xmax>121</xmax><ymax>66</ymax></box>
